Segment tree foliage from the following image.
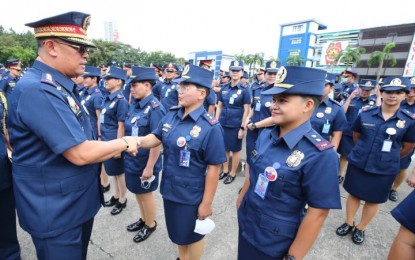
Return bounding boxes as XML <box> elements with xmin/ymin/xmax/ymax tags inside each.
<box><xmin>285</xmin><ymin>54</ymin><xmax>305</xmax><ymax>66</ymax></box>
<box><xmin>334</xmin><ymin>46</ymin><xmax>366</xmax><ymax>69</ymax></box>
<box><xmin>367</xmin><ymin>42</ymin><xmax>397</xmax><ymax>82</ymax></box>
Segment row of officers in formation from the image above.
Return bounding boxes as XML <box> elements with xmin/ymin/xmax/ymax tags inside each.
<box><xmin>1</xmin><ymin>11</ymin><xmax>415</xmax><ymax>260</ymax></box>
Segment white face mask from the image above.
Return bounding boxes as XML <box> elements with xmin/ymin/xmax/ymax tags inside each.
<box><xmin>328</xmin><ymin>90</ymin><xmax>334</xmax><ymax>100</ymax></box>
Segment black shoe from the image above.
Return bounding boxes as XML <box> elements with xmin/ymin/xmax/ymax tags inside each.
<box><xmin>336</xmin><ymin>223</ymin><xmax>354</xmax><ymax>236</ymax></box>
<box><xmin>127</xmin><ymin>218</ymin><xmax>145</xmax><ymax>232</ymax></box>
<box><xmin>224</xmin><ymin>175</ymin><xmax>235</xmax><ymax>184</ymax></box>
<box><xmin>219</xmin><ymin>171</ymin><xmax>229</xmax><ymax>180</ymax></box>
<box><xmin>338</xmin><ymin>176</ymin><xmax>344</xmax><ymax>184</ymax></box>
<box><xmin>111</xmin><ymin>199</ymin><xmax>127</xmax><ymax>215</ymax></box>
<box><xmin>104</xmin><ymin>196</ymin><xmax>119</xmax><ymax>207</ymax></box>
<box><xmin>133</xmin><ymin>221</ymin><xmax>157</xmax><ymax>243</ymax></box>
<box><xmin>389</xmin><ymin>190</ymin><xmax>398</xmax><ymax>202</ymax></box>
<box><xmin>352</xmin><ymin>228</ymin><xmax>365</xmax><ymax>245</ymax></box>
<box><xmin>101</xmin><ymin>183</ymin><xmax>110</xmax><ymax>193</ymax></box>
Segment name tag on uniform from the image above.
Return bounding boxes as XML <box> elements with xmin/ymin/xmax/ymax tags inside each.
<box><xmin>382</xmin><ymin>140</ymin><xmax>392</xmax><ymax>152</ymax></box>
<box><xmin>179</xmin><ymin>149</ymin><xmax>190</xmax><ymax>167</ymax></box>
<box><xmin>254</xmin><ymin>174</ymin><xmax>269</xmax><ymax>199</ymax></box>
<box><xmin>255</xmin><ymin>102</ymin><xmax>261</xmax><ymax>111</ymax></box>
<box><xmin>322</xmin><ymin>122</ymin><xmax>331</xmax><ymax>134</ymax></box>
<box><xmin>229</xmin><ymin>97</ymin><xmax>234</xmax><ymax>104</ymax></box>
<box><xmin>100</xmin><ymin>114</ymin><xmax>105</xmax><ymax>124</ymax></box>
<box><xmin>132</xmin><ymin>125</ymin><xmax>139</xmax><ymax>136</ymax></box>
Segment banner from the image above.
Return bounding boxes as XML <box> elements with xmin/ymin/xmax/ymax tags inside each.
<box><xmin>403</xmin><ymin>33</ymin><xmax>415</xmax><ymax>77</ymax></box>
<box><xmin>320</xmin><ymin>41</ymin><xmax>349</xmax><ymax>66</ymax></box>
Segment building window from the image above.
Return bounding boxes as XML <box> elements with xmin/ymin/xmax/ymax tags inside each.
<box><xmin>291</xmin><ymin>38</ymin><xmax>302</xmax><ymax>44</ymax></box>
<box><xmin>289</xmin><ymin>50</ymin><xmax>300</xmax><ymax>56</ymax></box>
<box><xmin>293</xmin><ymin>25</ymin><xmax>303</xmax><ymax>32</ymax></box>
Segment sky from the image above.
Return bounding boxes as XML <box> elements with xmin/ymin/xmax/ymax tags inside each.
<box><xmin>0</xmin><ymin>0</ymin><xmax>414</xmax><ymax>60</ymax></box>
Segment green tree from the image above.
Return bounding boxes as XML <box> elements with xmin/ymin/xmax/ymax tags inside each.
<box><xmin>245</xmin><ymin>53</ymin><xmax>264</xmax><ymax>77</ymax></box>
<box><xmin>285</xmin><ymin>53</ymin><xmax>305</xmax><ymax>66</ymax></box>
<box><xmin>335</xmin><ymin>46</ymin><xmax>366</xmax><ymax>69</ymax></box>
<box><xmin>367</xmin><ymin>42</ymin><xmax>397</xmax><ymax>82</ymax></box>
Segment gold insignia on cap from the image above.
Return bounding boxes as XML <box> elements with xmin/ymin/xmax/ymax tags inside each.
<box><xmin>286</xmin><ymin>150</ymin><xmax>304</xmax><ymax>167</ymax></box>
<box><xmin>182</xmin><ymin>65</ymin><xmax>190</xmax><ymax>78</ymax></box>
<box><xmin>270</xmin><ymin>61</ymin><xmax>277</xmax><ymax>68</ymax></box>
<box><xmin>274</xmin><ymin>66</ymin><xmax>288</xmax><ymax>85</ymax></box>
<box><xmin>83</xmin><ymin>16</ymin><xmax>91</xmax><ymax>31</ymax></box>
<box><xmin>396</xmin><ymin>120</ymin><xmax>405</xmax><ymax>129</ymax></box>
<box><xmin>234</xmin><ymin>61</ymin><xmax>239</xmax><ymax>67</ymax></box>
<box><xmin>411</xmin><ymin>77</ymin><xmax>415</xmax><ymax>84</ymax></box>
<box><xmin>190</xmin><ymin>125</ymin><xmax>201</xmax><ymax>138</ymax></box>
<box><xmin>390</xmin><ymin>78</ymin><xmax>403</xmax><ymax>86</ymax></box>
<box><xmin>364</xmin><ymin>81</ymin><xmax>373</xmax><ymax>87</ymax></box>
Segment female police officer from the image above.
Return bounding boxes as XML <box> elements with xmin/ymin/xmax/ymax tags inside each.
<box><xmin>124</xmin><ymin>66</ymin><xmax>166</xmax><ymax>243</ymax></box>
<box><xmin>136</xmin><ymin>65</ymin><xmax>226</xmax><ymax>260</ymax></box>
<box><xmin>237</xmin><ymin>66</ymin><xmax>341</xmax><ymax>260</ymax></box>
<box><xmin>100</xmin><ymin>66</ymin><xmax>130</xmax><ymax>215</ymax></box>
<box><xmin>336</xmin><ymin>76</ymin><xmax>415</xmax><ymax>245</ymax></box>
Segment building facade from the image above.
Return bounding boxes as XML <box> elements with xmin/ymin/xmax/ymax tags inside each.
<box><xmin>188</xmin><ymin>50</ymin><xmax>234</xmax><ymax>78</ymax></box>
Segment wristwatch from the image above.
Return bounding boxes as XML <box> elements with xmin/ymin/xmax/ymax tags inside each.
<box><xmin>251</xmin><ymin>122</ymin><xmax>257</xmax><ymax>130</ymax></box>
<box><xmin>240</xmin><ymin>126</ymin><xmax>245</xmax><ymax>130</ymax></box>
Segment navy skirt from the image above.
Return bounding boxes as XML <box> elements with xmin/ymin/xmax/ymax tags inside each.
<box><xmin>237</xmin><ymin>229</ymin><xmax>279</xmax><ymax>260</ymax></box>
<box><xmin>103</xmin><ymin>156</ymin><xmax>124</xmax><ymax>176</ymax></box>
<box><xmin>391</xmin><ymin>190</ymin><xmax>415</xmax><ymax>233</ymax></box>
<box><xmin>400</xmin><ymin>152</ymin><xmax>413</xmax><ymax>169</ymax></box>
<box><xmin>344</xmin><ymin>163</ymin><xmax>396</xmax><ymax>203</ymax></box>
<box><xmin>163</xmin><ymin>199</ymin><xmax>204</xmax><ymax>245</ymax></box>
<box><xmin>223</xmin><ymin>126</ymin><xmax>242</xmax><ymax>152</ymax></box>
<box><xmin>338</xmin><ymin>135</ymin><xmax>354</xmax><ymax>157</ymax></box>
<box><xmin>126</xmin><ymin>172</ymin><xmax>159</xmax><ymax>194</ymax></box>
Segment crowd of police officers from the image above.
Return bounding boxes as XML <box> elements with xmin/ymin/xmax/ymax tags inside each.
<box><xmin>0</xmin><ymin>11</ymin><xmax>415</xmax><ymax>260</ymax></box>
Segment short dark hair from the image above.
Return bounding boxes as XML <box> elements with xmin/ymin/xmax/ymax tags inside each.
<box><xmin>301</xmin><ymin>95</ymin><xmax>322</xmax><ymax>111</ymax></box>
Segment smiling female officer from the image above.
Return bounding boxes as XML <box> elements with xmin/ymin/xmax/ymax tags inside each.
<box><xmin>136</xmin><ymin>64</ymin><xmax>226</xmax><ymax>260</ymax></box>
<box><xmin>336</xmin><ymin>76</ymin><xmax>415</xmax><ymax>245</ymax></box>
<box><xmin>237</xmin><ymin>66</ymin><xmax>341</xmax><ymax>260</ymax></box>
<box><xmin>124</xmin><ymin>66</ymin><xmax>166</xmax><ymax>243</ymax></box>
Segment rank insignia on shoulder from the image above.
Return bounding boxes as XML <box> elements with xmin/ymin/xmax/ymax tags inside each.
<box><xmin>162</xmin><ymin>123</ymin><xmax>172</xmax><ymax>132</ymax></box>
<box><xmin>306</xmin><ymin>131</ymin><xmax>334</xmax><ymax>151</ymax></box>
<box><xmin>151</xmin><ymin>101</ymin><xmax>160</xmax><ymax>108</ymax></box>
<box><xmin>94</xmin><ymin>89</ymin><xmax>100</xmax><ymax>93</ymax></box>
<box><xmin>402</xmin><ymin>109</ymin><xmax>415</xmax><ymax>120</ymax></box>
<box><xmin>362</xmin><ymin>105</ymin><xmax>376</xmax><ymax>112</ymax></box>
<box><xmin>170</xmin><ymin>105</ymin><xmax>181</xmax><ymax>110</ymax></box>
<box><xmin>41</xmin><ymin>73</ymin><xmax>59</xmax><ymax>88</ymax></box>
<box><xmin>202</xmin><ymin>113</ymin><xmax>218</xmax><ymax>125</ymax></box>
<box><xmin>286</xmin><ymin>150</ymin><xmax>304</xmax><ymax>167</ymax></box>
<box><xmin>117</xmin><ymin>94</ymin><xmax>123</xmax><ymax>99</ymax></box>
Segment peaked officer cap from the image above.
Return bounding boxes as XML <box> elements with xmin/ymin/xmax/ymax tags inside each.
<box><xmin>103</xmin><ymin>66</ymin><xmax>127</xmax><ymax>81</ymax></box>
<box><xmin>359</xmin><ymin>79</ymin><xmax>377</xmax><ymax>91</ymax></box>
<box><xmin>82</xmin><ymin>65</ymin><xmax>101</xmax><ymax>78</ymax></box>
<box><xmin>173</xmin><ymin>64</ymin><xmax>213</xmax><ymax>89</ymax></box>
<box><xmin>265</xmin><ymin>61</ymin><xmax>280</xmax><ymax>73</ymax></box>
<box><xmin>130</xmin><ymin>66</ymin><xmax>157</xmax><ymax>83</ymax></box>
<box><xmin>229</xmin><ymin>61</ymin><xmax>244</xmax><ymax>71</ymax></box>
<box><xmin>381</xmin><ymin>76</ymin><xmax>410</xmax><ymax>93</ymax></box>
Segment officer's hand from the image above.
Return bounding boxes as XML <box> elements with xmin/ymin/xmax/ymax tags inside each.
<box><xmin>141</xmin><ymin>167</ymin><xmax>153</xmax><ymax>180</ymax></box>
<box><xmin>238</xmin><ymin>129</ymin><xmax>245</xmax><ymax>139</ymax></box>
<box><xmin>122</xmin><ymin>136</ymin><xmax>140</xmax><ymax>156</ymax></box>
<box><xmin>375</xmin><ymin>85</ymin><xmax>381</xmax><ymax>96</ymax></box>
<box><xmin>407</xmin><ymin>173</ymin><xmax>415</xmax><ymax>188</ymax></box>
<box><xmin>197</xmin><ymin>202</ymin><xmax>212</xmax><ymax>220</ymax></box>
<box><xmin>350</xmin><ymin>89</ymin><xmax>359</xmax><ymax>99</ymax></box>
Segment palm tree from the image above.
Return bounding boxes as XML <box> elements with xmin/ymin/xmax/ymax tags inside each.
<box><xmin>335</xmin><ymin>46</ymin><xmax>366</xmax><ymax>69</ymax></box>
<box><xmin>367</xmin><ymin>42</ymin><xmax>397</xmax><ymax>82</ymax></box>
<box><xmin>245</xmin><ymin>53</ymin><xmax>264</xmax><ymax>77</ymax></box>
<box><xmin>285</xmin><ymin>54</ymin><xmax>305</xmax><ymax>66</ymax></box>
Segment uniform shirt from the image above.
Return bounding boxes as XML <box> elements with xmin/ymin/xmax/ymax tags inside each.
<box><xmin>217</xmin><ymin>82</ymin><xmax>252</xmax><ymax>127</ymax></box>
<box><xmin>343</xmin><ymin>94</ymin><xmax>377</xmax><ymax>136</ymax></box>
<box><xmin>81</xmin><ymin>86</ymin><xmax>103</xmax><ymax>138</ymax></box>
<box><xmin>160</xmin><ymin>80</ymin><xmax>179</xmax><ymax>109</ymax></box>
<box><xmin>124</xmin><ymin>94</ymin><xmax>166</xmax><ymax>175</ymax></box>
<box><xmin>76</xmin><ymin>84</ymin><xmax>86</xmax><ymax>100</ymax></box>
<box><xmin>400</xmin><ymin>99</ymin><xmax>415</xmax><ymax>113</ymax></box>
<box><xmin>203</xmin><ymin>89</ymin><xmax>216</xmax><ymax>112</ymax></box>
<box><xmin>98</xmin><ymin>78</ymin><xmax>110</xmax><ymax>97</ymax></box>
<box><xmin>311</xmin><ymin>98</ymin><xmax>347</xmax><ymax>140</ymax></box>
<box><xmin>152</xmin><ymin>80</ymin><xmax>164</xmax><ymax>101</ymax></box>
<box><xmin>348</xmin><ymin>106</ymin><xmax>415</xmax><ymax>175</ymax></box>
<box><xmin>100</xmin><ymin>90</ymin><xmax>129</xmax><ymax>140</ymax></box>
<box><xmin>152</xmin><ymin>105</ymin><xmax>226</xmax><ymax>205</ymax></box>
<box><xmin>391</xmin><ymin>189</ymin><xmax>415</xmax><ymax>234</ymax></box>
<box><xmin>0</xmin><ymin>71</ymin><xmax>19</xmax><ymax>96</ymax></box>
<box><xmin>250</xmin><ymin>81</ymin><xmax>267</xmax><ymax>123</ymax></box>
<box><xmin>336</xmin><ymin>82</ymin><xmax>358</xmax><ymax>103</ymax></box>
<box><xmin>0</xmin><ymin>93</ymin><xmax>5</xmax><ymax>135</ymax></box>
<box><xmin>238</xmin><ymin>121</ymin><xmax>341</xmax><ymax>258</ymax></box>
<box><xmin>8</xmin><ymin>60</ymin><xmax>101</xmax><ymax>238</ymax></box>
<box><xmin>122</xmin><ymin>78</ymin><xmax>132</xmax><ymax>102</ymax></box>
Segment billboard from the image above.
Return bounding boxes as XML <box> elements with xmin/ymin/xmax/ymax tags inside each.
<box><xmin>403</xmin><ymin>33</ymin><xmax>415</xmax><ymax>77</ymax></box>
<box><xmin>320</xmin><ymin>41</ymin><xmax>349</xmax><ymax>66</ymax></box>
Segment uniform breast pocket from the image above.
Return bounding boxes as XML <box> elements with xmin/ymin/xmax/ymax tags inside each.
<box><xmin>137</xmin><ymin>117</ymin><xmax>150</xmax><ymax>135</ymax></box>
<box><xmin>268</xmin><ymin>170</ymin><xmax>300</xmax><ymax>199</ymax></box>
<box><xmin>187</xmin><ymin>139</ymin><xmax>202</xmax><ymax>152</ymax></box>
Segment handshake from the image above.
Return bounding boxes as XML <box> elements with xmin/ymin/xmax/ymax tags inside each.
<box><xmin>120</xmin><ymin>136</ymin><xmax>142</xmax><ymax>157</ymax></box>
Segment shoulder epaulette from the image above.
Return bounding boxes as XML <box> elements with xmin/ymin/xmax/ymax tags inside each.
<box><xmin>361</xmin><ymin>105</ymin><xmax>377</xmax><ymax>112</ymax></box>
<box><xmin>169</xmin><ymin>105</ymin><xmax>181</xmax><ymax>110</ymax></box>
<box><xmin>117</xmin><ymin>94</ymin><xmax>124</xmax><ymax>99</ymax></box>
<box><xmin>202</xmin><ymin>113</ymin><xmax>219</xmax><ymax>125</ymax></box>
<box><xmin>94</xmin><ymin>88</ymin><xmax>101</xmax><ymax>93</ymax></box>
<box><xmin>401</xmin><ymin>109</ymin><xmax>415</xmax><ymax>120</ymax></box>
<box><xmin>330</xmin><ymin>99</ymin><xmax>342</xmax><ymax>107</ymax></box>
<box><xmin>151</xmin><ymin>99</ymin><xmax>160</xmax><ymax>109</ymax></box>
<box><xmin>41</xmin><ymin>73</ymin><xmax>59</xmax><ymax>88</ymax></box>
<box><xmin>305</xmin><ymin>130</ymin><xmax>334</xmax><ymax>151</ymax></box>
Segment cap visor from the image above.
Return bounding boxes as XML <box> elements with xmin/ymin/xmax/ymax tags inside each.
<box><xmin>261</xmin><ymin>86</ymin><xmax>287</xmax><ymax>95</ymax></box>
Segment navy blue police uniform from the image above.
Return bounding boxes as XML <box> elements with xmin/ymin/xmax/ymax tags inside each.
<box><xmin>336</xmin><ymin>69</ymin><xmax>358</xmax><ymax>103</ymax></box>
<box><xmin>311</xmin><ymin>97</ymin><xmax>347</xmax><ymax>141</ymax></box>
<box><xmin>124</xmin><ymin>66</ymin><xmax>166</xmax><ymax>194</ymax></box>
<box><xmin>80</xmin><ymin>66</ymin><xmax>103</xmax><ymax>138</ymax></box>
<box><xmin>399</xmin><ymin>79</ymin><xmax>415</xmax><ymax>169</ymax></box>
<box><xmin>0</xmin><ymin>92</ymin><xmax>21</xmax><ymax>260</ymax></box>
<box><xmin>391</xmin><ymin>189</ymin><xmax>415</xmax><ymax>234</ymax></box>
<box><xmin>246</xmin><ymin>62</ymin><xmax>277</xmax><ymax>164</ymax></box>
<box><xmin>217</xmin><ymin>61</ymin><xmax>252</xmax><ymax>152</ymax></box>
<box><xmin>100</xmin><ymin>67</ymin><xmax>129</xmax><ymax>176</ymax></box>
<box><xmin>122</xmin><ymin>64</ymin><xmax>133</xmax><ymax>101</ymax></box>
<box><xmin>160</xmin><ymin>63</ymin><xmax>180</xmax><ymax>109</ymax></box>
<box><xmin>8</xmin><ymin>12</ymin><xmax>102</xmax><ymax>259</ymax></box>
<box><xmin>151</xmin><ymin>65</ymin><xmax>226</xmax><ymax>245</ymax></box>
<box><xmin>344</xmin><ymin>77</ymin><xmax>415</xmax><ymax>203</ymax></box>
<box><xmin>203</xmin><ymin>87</ymin><xmax>216</xmax><ymax>112</ymax></box>
<box><xmin>237</xmin><ymin>66</ymin><xmax>341</xmax><ymax>259</ymax></box>
<box><xmin>0</xmin><ymin>67</ymin><xmax>19</xmax><ymax>97</ymax></box>
<box><xmin>338</xmin><ymin>80</ymin><xmax>378</xmax><ymax>157</ymax></box>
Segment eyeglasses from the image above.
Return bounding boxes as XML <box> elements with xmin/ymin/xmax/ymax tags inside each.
<box><xmin>53</xmin><ymin>41</ymin><xmax>90</xmax><ymax>55</ymax></box>
<box><xmin>178</xmin><ymin>85</ymin><xmax>204</xmax><ymax>93</ymax></box>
